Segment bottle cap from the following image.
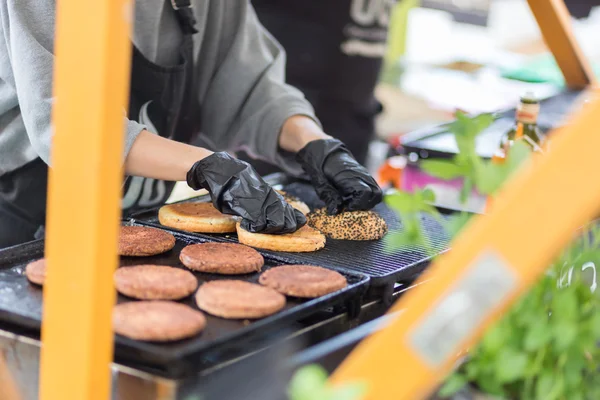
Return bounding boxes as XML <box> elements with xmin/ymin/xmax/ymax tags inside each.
<box><xmin>520</xmin><ymin>92</ymin><xmax>538</xmax><ymax>104</ymax></box>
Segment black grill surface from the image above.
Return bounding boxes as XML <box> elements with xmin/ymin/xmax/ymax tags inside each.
<box><xmin>0</xmin><ymin>224</ymin><xmax>368</xmax><ymax>378</ymax></box>
<box><xmin>131</xmin><ymin>180</ymin><xmax>450</xmax><ymax>287</ymax></box>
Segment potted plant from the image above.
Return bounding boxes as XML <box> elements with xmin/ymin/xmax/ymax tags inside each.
<box><xmin>288</xmin><ymin>111</ymin><xmax>600</xmax><ymax>400</ymax></box>
<box><xmin>435</xmin><ymin>231</ymin><xmax>600</xmax><ymax>400</ymax></box>
<box><xmin>386</xmin><ymin>111</ymin><xmax>600</xmax><ymax>399</ymax></box>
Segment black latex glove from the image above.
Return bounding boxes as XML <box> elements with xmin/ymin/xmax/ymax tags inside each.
<box><xmin>296</xmin><ymin>139</ymin><xmax>383</xmax><ymax>214</ymax></box>
<box><xmin>187</xmin><ymin>152</ymin><xmax>306</xmax><ymax>234</ymax></box>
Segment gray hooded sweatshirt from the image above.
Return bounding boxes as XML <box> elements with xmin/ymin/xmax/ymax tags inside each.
<box><xmin>0</xmin><ymin>0</ymin><xmax>317</xmax><ymax>177</ymax></box>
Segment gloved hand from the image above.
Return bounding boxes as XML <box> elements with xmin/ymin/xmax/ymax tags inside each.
<box><xmin>296</xmin><ymin>139</ymin><xmax>383</xmax><ymax>214</ymax></box>
<box><xmin>187</xmin><ymin>152</ymin><xmax>306</xmax><ymax>234</ymax></box>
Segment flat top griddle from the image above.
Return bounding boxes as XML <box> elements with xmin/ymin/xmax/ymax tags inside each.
<box><xmin>130</xmin><ymin>179</ymin><xmax>450</xmax><ymax>289</ymax></box>
<box><xmin>0</xmin><ymin>225</ymin><xmax>368</xmax><ymax>378</ymax></box>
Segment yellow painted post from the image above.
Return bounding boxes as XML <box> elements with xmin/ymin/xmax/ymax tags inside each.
<box><xmin>527</xmin><ymin>0</ymin><xmax>596</xmax><ymax>89</ymax></box>
<box><xmin>39</xmin><ymin>0</ymin><xmax>133</xmax><ymax>399</ymax></box>
<box><xmin>330</xmin><ymin>94</ymin><xmax>600</xmax><ymax>399</ymax></box>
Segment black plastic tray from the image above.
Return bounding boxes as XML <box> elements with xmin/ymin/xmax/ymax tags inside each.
<box><xmin>130</xmin><ymin>178</ymin><xmax>450</xmax><ymax>291</ymax></box>
<box><xmin>0</xmin><ymin>224</ymin><xmax>368</xmax><ymax>378</ymax></box>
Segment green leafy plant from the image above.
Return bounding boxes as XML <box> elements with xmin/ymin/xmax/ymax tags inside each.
<box><xmin>292</xmin><ymin>112</ymin><xmax>597</xmax><ymax>400</ymax></box>
<box><xmin>384</xmin><ymin>188</ymin><xmax>443</xmax><ymax>254</ymax></box>
<box><xmin>438</xmin><ymin>229</ymin><xmax>600</xmax><ymax>399</ymax></box>
<box><xmin>384</xmin><ymin>111</ymin><xmax>600</xmax><ymax>399</ymax></box>
<box><xmin>288</xmin><ymin>365</ymin><xmax>367</xmax><ymax>400</ymax></box>
<box><xmin>419</xmin><ymin>112</ymin><xmax>493</xmax><ymax>202</ymax></box>
<box><xmin>419</xmin><ymin>111</ymin><xmax>532</xmax><ymax>199</ymax></box>
<box><xmin>385</xmin><ymin>111</ymin><xmax>533</xmax><ymax>252</ymax></box>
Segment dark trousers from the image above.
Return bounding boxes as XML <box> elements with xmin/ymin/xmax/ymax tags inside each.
<box><xmin>0</xmin><ymin>158</ymin><xmax>47</xmax><ymax>248</ymax></box>
<box><xmin>564</xmin><ymin>0</ymin><xmax>600</xmax><ymax>18</ymax></box>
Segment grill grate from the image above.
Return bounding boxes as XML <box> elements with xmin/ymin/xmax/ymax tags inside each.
<box><xmin>131</xmin><ymin>180</ymin><xmax>451</xmax><ymax>286</ymax></box>
<box><xmin>0</xmin><ymin>225</ymin><xmax>368</xmax><ymax>377</ymax></box>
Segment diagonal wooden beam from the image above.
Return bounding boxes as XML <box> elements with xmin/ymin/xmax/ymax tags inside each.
<box><xmin>39</xmin><ymin>0</ymin><xmax>133</xmax><ymax>399</ymax></box>
<box><xmin>527</xmin><ymin>0</ymin><xmax>596</xmax><ymax>89</ymax></box>
<box><xmin>330</xmin><ymin>92</ymin><xmax>600</xmax><ymax>399</ymax></box>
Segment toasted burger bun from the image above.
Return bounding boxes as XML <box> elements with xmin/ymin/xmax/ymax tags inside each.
<box><xmin>236</xmin><ymin>223</ymin><xmax>325</xmax><ymax>253</ymax></box>
<box><xmin>307</xmin><ymin>208</ymin><xmax>388</xmax><ymax>241</ymax></box>
<box><xmin>275</xmin><ymin>190</ymin><xmax>311</xmax><ymax>215</ymax></box>
<box><xmin>158</xmin><ymin>202</ymin><xmax>239</xmax><ymax>233</ymax></box>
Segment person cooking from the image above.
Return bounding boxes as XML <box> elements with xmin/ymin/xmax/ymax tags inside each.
<box><xmin>0</xmin><ymin>0</ymin><xmax>382</xmax><ymax>248</ymax></box>
<box><xmin>239</xmin><ymin>0</ymin><xmax>396</xmax><ymax>174</ymax></box>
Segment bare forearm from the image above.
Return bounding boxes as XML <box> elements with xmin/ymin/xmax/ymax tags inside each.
<box><xmin>124</xmin><ymin>130</ymin><xmax>213</xmax><ymax>181</ymax></box>
<box><xmin>278</xmin><ymin>115</ymin><xmax>331</xmax><ymax>153</ymax></box>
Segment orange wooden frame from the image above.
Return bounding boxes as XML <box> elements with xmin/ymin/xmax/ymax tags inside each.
<box><xmin>331</xmin><ymin>3</ymin><xmax>598</xmax><ymax>397</ymax></box>
<box><xmin>527</xmin><ymin>0</ymin><xmax>596</xmax><ymax>89</ymax></box>
<box><xmin>39</xmin><ymin>0</ymin><xmax>597</xmax><ymax>399</ymax></box>
<box><xmin>331</xmin><ymin>91</ymin><xmax>600</xmax><ymax>399</ymax></box>
<box><xmin>39</xmin><ymin>0</ymin><xmax>133</xmax><ymax>399</ymax></box>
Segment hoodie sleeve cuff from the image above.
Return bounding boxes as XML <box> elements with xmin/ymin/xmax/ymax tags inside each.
<box><xmin>123</xmin><ymin>118</ymin><xmax>147</xmax><ymax>162</ymax></box>
<box><xmin>255</xmin><ymin>100</ymin><xmax>322</xmax><ymax>177</ymax></box>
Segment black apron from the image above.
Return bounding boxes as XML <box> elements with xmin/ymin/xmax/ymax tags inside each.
<box><xmin>0</xmin><ymin>0</ymin><xmax>199</xmax><ymax>248</ymax></box>
<box><xmin>249</xmin><ymin>0</ymin><xmax>393</xmax><ymax>166</ymax></box>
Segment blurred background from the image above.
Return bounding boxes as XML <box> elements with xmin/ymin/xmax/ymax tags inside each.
<box><xmin>170</xmin><ymin>0</ymin><xmax>600</xmax><ymax>202</ymax></box>
<box><xmin>372</xmin><ymin>0</ymin><xmax>600</xmax><ymax>172</ymax></box>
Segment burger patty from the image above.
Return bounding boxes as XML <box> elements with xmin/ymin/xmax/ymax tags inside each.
<box><xmin>114</xmin><ymin>265</ymin><xmax>198</xmax><ymax>300</ymax></box>
<box><xmin>113</xmin><ymin>301</ymin><xmax>206</xmax><ymax>342</ymax></box>
<box><xmin>25</xmin><ymin>258</ymin><xmax>46</xmax><ymax>286</ymax></box>
<box><xmin>259</xmin><ymin>265</ymin><xmax>347</xmax><ymax>298</ymax></box>
<box><xmin>179</xmin><ymin>243</ymin><xmax>264</xmax><ymax>274</ymax></box>
<box><xmin>195</xmin><ymin>280</ymin><xmax>286</xmax><ymax>319</ymax></box>
<box><xmin>119</xmin><ymin>226</ymin><xmax>176</xmax><ymax>256</ymax></box>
